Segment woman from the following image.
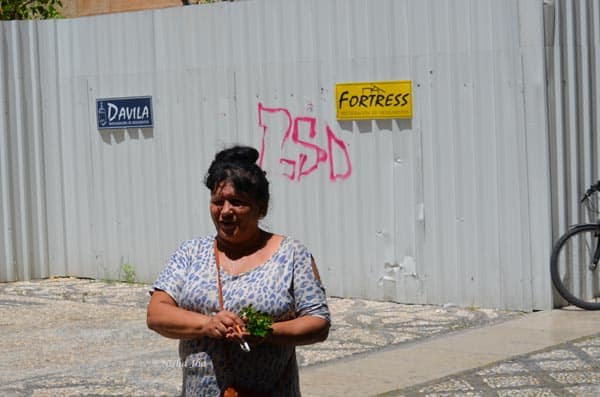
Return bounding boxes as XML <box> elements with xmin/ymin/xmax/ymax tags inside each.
<box><xmin>147</xmin><ymin>145</ymin><xmax>330</xmax><ymax>396</ymax></box>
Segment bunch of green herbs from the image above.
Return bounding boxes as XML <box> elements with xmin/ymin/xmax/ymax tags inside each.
<box><xmin>240</xmin><ymin>305</ymin><xmax>273</xmax><ymax>338</ymax></box>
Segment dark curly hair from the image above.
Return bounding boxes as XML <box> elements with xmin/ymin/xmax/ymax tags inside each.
<box><xmin>204</xmin><ymin>146</ymin><xmax>270</xmax><ymax>215</ymax></box>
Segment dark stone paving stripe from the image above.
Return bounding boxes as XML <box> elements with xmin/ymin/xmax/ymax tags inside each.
<box><xmin>376</xmin><ymin>333</ymin><xmax>600</xmax><ymax>397</ymax></box>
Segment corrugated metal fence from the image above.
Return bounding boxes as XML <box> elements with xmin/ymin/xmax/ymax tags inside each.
<box><xmin>0</xmin><ymin>0</ymin><xmax>594</xmax><ymax>310</ymax></box>
<box><xmin>546</xmin><ymin>0</ymin><xmax>600</xmax><ymax>306</ymax></box>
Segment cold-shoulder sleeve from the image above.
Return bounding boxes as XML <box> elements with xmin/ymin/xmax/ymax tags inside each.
<box><xmin>291</xmin><ymin>240</ymin><xmax>330</xmax><ymax>323</ymax></box>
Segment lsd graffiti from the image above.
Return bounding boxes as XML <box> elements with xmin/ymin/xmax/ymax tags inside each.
<box><xmin>257</xmin><ymin>102</ymin><xmax>352</xmax><ymax>182</ymax></box>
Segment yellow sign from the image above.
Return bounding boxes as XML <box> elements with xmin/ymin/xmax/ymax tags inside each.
<box><xmin>335</xmin><ymin>80</ymin><xmax>412</xmax><ymax>120</ymax></box>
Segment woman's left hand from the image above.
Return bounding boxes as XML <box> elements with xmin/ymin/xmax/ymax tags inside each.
<box><xmin>265</xmin><ymin>316</ymin><xmax>329</xmax><ymax>346</ymax></box>
<box><xmin>242</xmin><ymin>332</ymin><xmax>270</xmax><ymax>347</ymax></box>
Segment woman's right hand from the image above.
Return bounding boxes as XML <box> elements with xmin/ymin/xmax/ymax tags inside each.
<box><xmin>147</xmin><ymin>290</ymin><xmax>245</xmax><ymax>340</ymax></box>
<box><xmin>205</xmin><ymin>310</ymin><xmax>246</xmax><ymax>340</ymax></box>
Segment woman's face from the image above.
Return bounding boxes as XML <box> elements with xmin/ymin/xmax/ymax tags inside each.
<box><xmin>210</xmin><ymin>181</ymin><xmax>265</xmax><ymax>244</ymax></box>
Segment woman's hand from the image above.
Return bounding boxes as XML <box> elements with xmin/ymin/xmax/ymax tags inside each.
<box><xmin>147</xmin><ymin>290</ymin><xmax>245</xmax><ymax>340</ymax></box>
<box><xmin>265</xmin><ymin>316</ymin><xmax>329</xmax><ymax>346</ymax></box>
<box><xmin>205</xmin><ymin>310</ymin><xmax>246</xmax><ymax>340</ymax></box>
<box><xmin>232</xmin><ymin>316</ymin><xmax>329</xmax><ymax>347</ymax></box>
<box><xmin>242</xmin><ymin>331</ymin><xmax>270</xmax><ymax>347</ymax></box>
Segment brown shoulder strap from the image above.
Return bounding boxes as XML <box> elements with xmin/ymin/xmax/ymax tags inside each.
<box><xmin>214</xmin><ymin>241</ymin><xmax>224</xmax><ymax>311</ymax></box>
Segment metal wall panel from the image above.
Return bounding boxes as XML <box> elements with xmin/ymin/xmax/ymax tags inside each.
<box><xmin>546</xmin><ymin>0</ymin><xmax>600</xmax><ymax>307</ymax></box>
<box><xmin>0</xmin><ymin>21</ymin><xmax>50</xmax><ymax>281</ymax></box>
<box><xmin>0</xmin><ymin>0</ymin><xmax>556</xmax><ymax>310</ymax></box>
<box><xmin>409</xmin><ymin>0</ymin><xmax>549</xmax><ymax>310</ymax></box>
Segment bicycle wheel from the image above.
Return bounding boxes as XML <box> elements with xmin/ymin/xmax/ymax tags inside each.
<box><xmin>550</xmin><ymin>223</ymin><xmax>600</xmax><ymax>310</ymax></box>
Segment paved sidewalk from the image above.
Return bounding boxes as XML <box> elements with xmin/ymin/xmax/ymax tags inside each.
<box><xmin>0</xmin><ymin>277</ymin><xmax>519</xmax><ymax>396</ymax></box>
<box><xmin>6</xmin><ymin>278</ymin><xmax>600</xmax><ymax>397</ymax></box>
<box><xmin>389</xmin><ymin>331</ymin><xmax>600</xmax><ymax>397</ymax></box>
<box><xmin>300</xmin><ymin>309</ymin><xmax>600</xmax><ymax>397</ymax></box>
<box><xmin>7</xmin><ymin>278</ymin><xmax>600</xmax><ymax>396</ymax></box>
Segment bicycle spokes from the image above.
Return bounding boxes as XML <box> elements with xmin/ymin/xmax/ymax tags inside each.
<box><xmin>591</xmin><ymin>232</ymin><xmax>600</xmax><ymax>271</ymax></box>
<box><xmin>550</xmin><ymin>224</ymin><xmax>600</xmax><ymax>310</ymax></box>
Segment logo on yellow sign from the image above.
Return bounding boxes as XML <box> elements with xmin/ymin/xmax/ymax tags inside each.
<box><xmin>335</xmin><ymin>81</ymin><xmax>412</xmax><ymax>120</ymax></box>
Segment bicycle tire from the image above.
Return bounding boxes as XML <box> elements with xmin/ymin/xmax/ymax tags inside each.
<box><xmin>550</xmin><ymin>223</ymin><xmax>600</xmax><ymax>310</ymax></box>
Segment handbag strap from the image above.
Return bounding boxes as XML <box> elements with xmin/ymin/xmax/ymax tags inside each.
<box><xmin>214</xmin><ymin>240</ymin><xmax>273</xmax><ymax>397</ymax></box>
<box><xmin>214</xmin><ymin>240</ymin><xmax>224</xmax><ymax>311</ymax></box>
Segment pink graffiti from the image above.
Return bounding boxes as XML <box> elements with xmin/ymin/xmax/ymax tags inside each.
<box><xmin>258</xmin><ymin>102</ymin><xmax>352</xmax><ymax>182</ymax></box>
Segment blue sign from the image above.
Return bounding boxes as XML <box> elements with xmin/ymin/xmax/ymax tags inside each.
<box><xmin>96</xmin><ymin>96</ymin><xmax>153</xmax><ymax>130</ymax></box>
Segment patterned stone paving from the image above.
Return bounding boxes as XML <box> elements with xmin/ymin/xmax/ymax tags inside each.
<box><xmin>384</xmin><ymin>334</ymin><xmax>600</xmax><ymax>397</ymax></box>
<box><xmin>0</xmin><ymin>277</ymin><xmax>520</xmax><ymax>396</ymax></box>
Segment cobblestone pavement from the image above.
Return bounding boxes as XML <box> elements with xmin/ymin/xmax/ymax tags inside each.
<box><xmin>0</xmin><ymin>277</ymin><xmax>520</xmax><ymax>396</ymax></box>
<box><xmin>378</xmin><ymin>334</ymin><xmax>600</xmax><ymax>397</ymax></box>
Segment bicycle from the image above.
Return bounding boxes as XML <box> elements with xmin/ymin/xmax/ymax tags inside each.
<box><xmin>550</xmin><ymin>180</ymin><xmax>600</xmax><ymax>310</ymax></box>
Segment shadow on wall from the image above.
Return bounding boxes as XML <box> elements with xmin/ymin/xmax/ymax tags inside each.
<box><xmin>100</xmin><ymin>129</ymin><xmax>154</xmax><ymax>145</ymax></box>
<box><xmin>338</xmin><ymin>119</ymin><xmax>412</xmax><ymax>134</ymax></box>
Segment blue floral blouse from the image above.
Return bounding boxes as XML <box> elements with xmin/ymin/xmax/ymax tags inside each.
<box><xmin>152</xmin><ymin>235</ymin><xmax>330</xmax><ymax>397</ymax></box>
